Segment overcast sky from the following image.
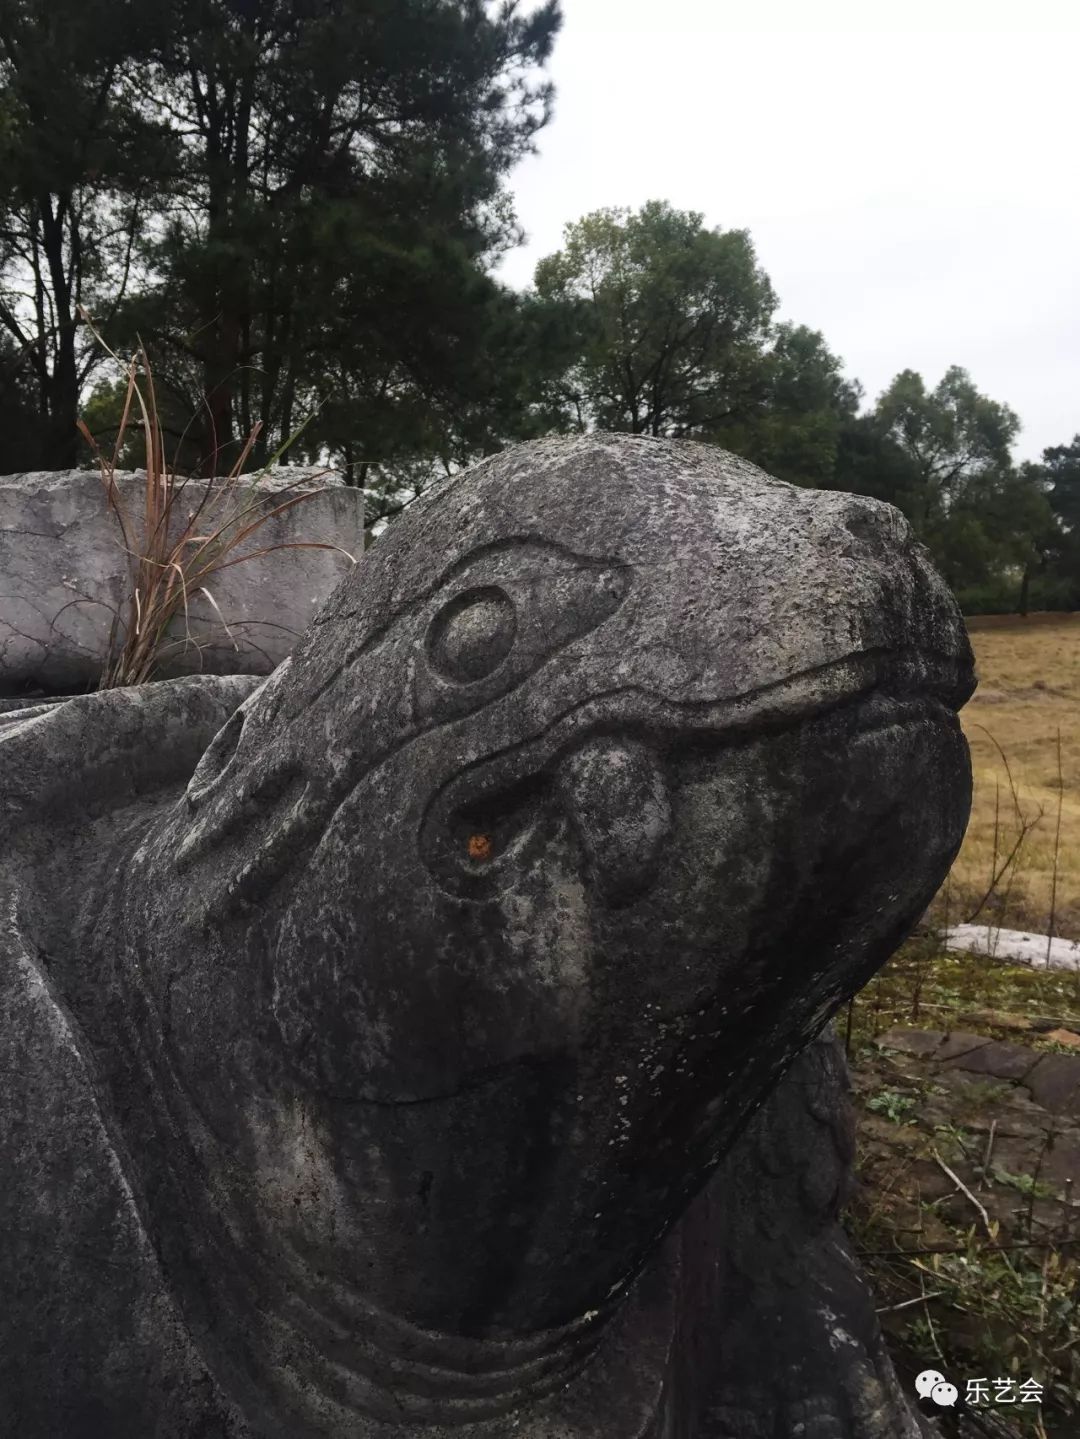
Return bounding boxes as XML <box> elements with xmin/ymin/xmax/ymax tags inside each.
<box><xmin>496</xmin><ymin>0</ymin><xmax>1079</xmax><ymax>460</ymax></box>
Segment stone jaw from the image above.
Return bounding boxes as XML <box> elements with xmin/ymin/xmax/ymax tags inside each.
<box><xmin>0</xmin><ymin>433</ymin><xmax>973</xmax><ymax>1437</ymax></box>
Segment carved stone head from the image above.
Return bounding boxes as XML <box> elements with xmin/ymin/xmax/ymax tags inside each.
<box><xmin>122</xmin><ymin>434</ymin><xmax>972</xmax><ymax>1426</ymax></box>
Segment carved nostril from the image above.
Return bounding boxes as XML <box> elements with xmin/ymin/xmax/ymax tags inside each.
<box><xmin>843</xmin><ymin>504</ymin><xmax>882</xmax><ymax>545</ymax></box>
<box><xmin>841</xmin><ymin>501</ymin><xmax>909</xmax><ymax>558</ymax></box>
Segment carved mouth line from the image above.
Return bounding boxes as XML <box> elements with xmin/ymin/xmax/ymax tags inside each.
<box><xmin>420</xmin><ymin>646</ymin><xmax>971</xmax><ymax>897</ymax></box>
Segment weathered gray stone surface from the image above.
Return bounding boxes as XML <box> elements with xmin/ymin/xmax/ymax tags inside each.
<box><xmin>0</xmin><ymin>433</ymin><xmax>975</xmax><ymax>1437</ymax></box>
<box><xmin>0</xmin><ymin>465</ymin><xmax>362</xmax><ymax>693</ymax></box>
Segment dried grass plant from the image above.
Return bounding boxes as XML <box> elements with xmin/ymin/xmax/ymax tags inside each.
<box><xmin>75</xmin><ymin>307</ymin><xmax>353</xmax><ymax>689</ymax></box>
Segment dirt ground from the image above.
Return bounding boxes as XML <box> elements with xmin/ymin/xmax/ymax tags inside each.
<box><xmin>849</xmin><ymin>938</ymin><xmax>1080</xmax><ymax>1437</ymax></box>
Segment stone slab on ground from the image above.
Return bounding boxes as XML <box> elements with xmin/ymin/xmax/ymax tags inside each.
<box><xmin>875</xmin><ymin>1026</ymin><xmax>1080</xmax><ymax>1117</ymax></box>
<box><xmin>874</xmin><ymin>1027</ymin><xmax>945</xmax><ymax>1057</ymax></box>
<box><xmin>853</xmin><ymin>1035</ymin><xmax>1080</xmax><ymax>1439</ymax></box>
<box><xmin>935</xmin><ymin>1031</ymin><xmax>992</xmax><ymax>1063</ymax></box>
<box><xmin>939</xmin><ymin>1038</ymin><xmax>1039</xmax><ymax>1082</ymax></box>
<box><xmin>946</xmin><ymin>923</ymin><xmax>1080</xmax><ymax>973</ymax></box>
<box><xmin>0</xmin><ymin>466</ymin><xmax>362</xmax><ymax>692</ymax></box>
<box><xmin>858</xmin><ymin>1036</ymin><xmax>1080</xmax><ymax>1233</ymax></box>
<box><xmin>1024</xmin><ymin>1053</ymin><xmax>1080</xmax><ymax>1116</ymax></box>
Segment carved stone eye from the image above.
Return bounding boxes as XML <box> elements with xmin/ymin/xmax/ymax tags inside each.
<box><xmin>426</xmin><ymin>586</ymin><xmax>517</xmax><ymax>684</ymax></box>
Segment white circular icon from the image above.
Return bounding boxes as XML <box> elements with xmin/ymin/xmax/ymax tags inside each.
<box><xmin>931</xmin><ymin>1381</ymin><xmax>958</xmax><ymax>1408</ymax></box>
<box><xmin>915</xmin><ymin>1369</ymin><xmax>946</xmax><ymax>1399</ymax></box>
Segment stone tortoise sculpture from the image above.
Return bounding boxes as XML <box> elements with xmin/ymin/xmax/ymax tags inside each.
<box><xmin>0</xmin><ymin>433</ymin><xmax>974</xmax><ymax>1438</ymax></box>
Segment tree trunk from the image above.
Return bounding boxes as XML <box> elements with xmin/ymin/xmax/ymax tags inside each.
<box><xmin>45</xmin><ymin>323</ymin><xmax>80</xmax><ymax>468</ymax></box>
<box><xmin>39</xmin><ymin>197</ymin><xmax>80</xmax><ymax>469</ymax></box>
<box><xmin>279</xmin><ymin>362</ymin><xmax>298</xmax><ymax>460</ymax></box>
<box><xmin>200</xmin><ymin>320</ymin><xmax>238</xmax><ymax>478</ymax></box>
<box><xmin>1017</xmin><ymin>565</ymin><xmax>1031</xmax><ymax>619</ymax></box>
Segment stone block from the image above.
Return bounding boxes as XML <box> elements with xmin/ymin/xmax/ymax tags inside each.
<box><xmin>0</xmin><ymin>465</ymin><xmax>362</xmax><ymax>693</ymax></box>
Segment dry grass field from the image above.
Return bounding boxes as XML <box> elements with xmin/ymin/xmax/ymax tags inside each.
<box><xmin>942</xmin><ymin>613</ymin><xmax>1080</xmax><ymax>942</ymax></box>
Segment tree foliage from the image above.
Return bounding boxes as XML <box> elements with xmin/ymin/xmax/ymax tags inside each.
<box><xmin>0</xmin><ymin>326</ymin><xmax>40</xmax><ymax>469</ymax></box>
<box><xmin>529</xmin><ymin>201</ymin><xmax>1076</xmax><ymax>612</ymax></box>
<box><xmin>126</xmin><ymin>0</ymin><xmax>562</xmax><ymax>481</ymax></box>
<box><xmin>1017</xmin><ymin>438</ymin><xmax>1080</xmax><ymax>610</ymax></box>
<box><xmin>1</xmin><ymin>0</ymin><xmax>563</xmax><ymax>495</ymax></box>
<box><xmin>872</xmin><ymin>365</ymin><xmax>1021</xmax><ymax>534</ymax></box>
<box><xmin>0</xmin><ymin>0</ymin><xmax>172</xmax><ymax>466</ymax></box>
<box><xmin>533</xmin><ymin>201</ymin><xmax>777</xmax><ymax>437</ymax></box>
<box><xmin>1041</xmin><ymin>437</ymin><xmax>1080</xmax><ymax>534</ymax></box>
<box><xmin>720</xmin><ymin>323</ymin><xmax>860</xmax><ymax>488</ymax></box>
<box><xmin>827</xmin><ymin>368</ymin><xmax>1057</xmax><ymax>603</ymax></box>
<box><xmin>0</xmin><ymin>6</ymin><xmax>1075</xmax><ymax>623</ymax></box>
